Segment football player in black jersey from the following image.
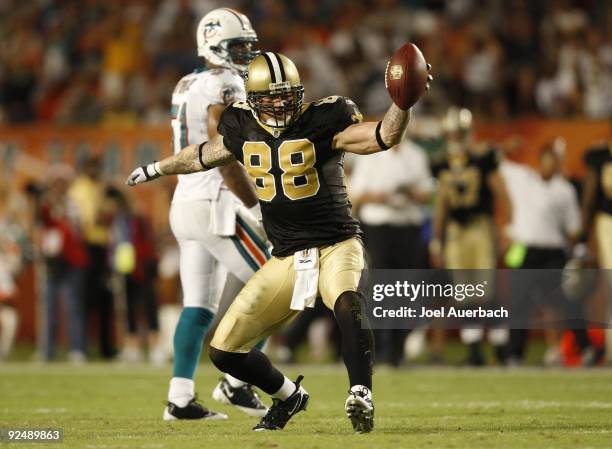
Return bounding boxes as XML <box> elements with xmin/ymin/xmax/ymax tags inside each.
<box><xmin>127</xmin><ymin>51</ymin><xmax>431</xmax><ymax>432</ymax></box>
<box><xmin>429</xmin><ymin>107</ymin><xmax>512</xmax><ymax>366</ymax></box>
<box><xmin>581</xmin><ymin>141</ymin><xmax>612</xmax><ymax>361</ymax></box>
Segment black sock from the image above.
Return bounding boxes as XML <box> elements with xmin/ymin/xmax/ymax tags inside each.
<box><xmin>333</xmin><ymin>291</ymin><xmax>374</xmax><ymax>389</ymax></box>
<box><xmin>494</xmin><ymin>344</ymin><xmax>508</xmax><ymax>364</ymax></box>
<box><xmin>209</xmin><ymin>347</ymin><xmax>285</xmax><ymax>395</ymax></box>
<box><xmin>468</xmin><ymin>342</ymin><xmax>485</xmax><ymax>365</ymax></box>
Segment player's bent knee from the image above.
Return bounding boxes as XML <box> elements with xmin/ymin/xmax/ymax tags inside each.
<box><xmin>209</xmin><ymin>346</ymin><xmax>245</xmax><ymax>374</ymax></box>
<box><xmin>334</xmin><ymin>290</ymin><xmax>366</xmax><ymax>325</ymax></box>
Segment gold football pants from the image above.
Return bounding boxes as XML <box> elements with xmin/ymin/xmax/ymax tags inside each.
<box><xmin>444</xmin><ymin>215</ymin><xmax>496</xmax><ymax>269</ymax></box>
<box><xmin>595</xmin><ymin>213</ymin><xmax>612</xmax><ymax>269</ymax></box>
<box><xmin>211</xmin><ymin>237</ymin><xmax>365</xmax><ymax>353</ymax></box>
<box><xmin>596</xmin><ymin>213</ymin><xmax>612</xmax><ymax>361</ymax></box>
<box><xmin>444</xmin><ymin>215</ymin><xmax>496</xmax><ymax>302</ymax></box>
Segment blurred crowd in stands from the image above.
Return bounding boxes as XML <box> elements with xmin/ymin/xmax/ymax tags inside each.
<box><xmin>0</xmin><ymin>0</ymin><xmax>611</xmax><ymax>124</ymax></box>
<box><xmin>0</xmin><ymin>157</ymin><xmax>176</xmax><ymax>363</ymax></box>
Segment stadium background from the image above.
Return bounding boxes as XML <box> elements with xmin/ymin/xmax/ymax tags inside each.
<box><xmin>0</xmin><ymin>0</ymin><xmax>610</xmax><ymax>361</ymax></box>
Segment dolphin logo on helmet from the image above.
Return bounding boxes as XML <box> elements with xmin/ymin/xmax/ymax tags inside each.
<box><xmin>196</xmin><ymin>8</ymin><xmax>259</xmax><ymax>72</ymax></box>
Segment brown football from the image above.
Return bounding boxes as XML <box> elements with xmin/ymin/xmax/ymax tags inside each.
<box><xmin>385</xmin><ymin>43</ymin><xmax>428</xmax><ymax>110</ymax></box>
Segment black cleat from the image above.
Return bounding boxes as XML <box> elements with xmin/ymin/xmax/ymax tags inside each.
<box><xmin>252</xmin><ymin>375</ymin><xmax>309</xmax><ymax>431</ymax></box>
<box><xmin>345</xmin><ymin>387</ymin><xmax>374</xmax><ymax>433</ymax></box>
<box><xmin>212</xmin><ymin>377</ymin><xmax>268</xmax><ymax>417</ymax></box>
<box><xmin>163</xmin><ymin>395</ymin><xmax>228</xmax><ymax>421</ymax></box>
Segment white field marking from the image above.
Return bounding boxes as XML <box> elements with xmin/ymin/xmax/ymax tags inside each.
<box><xmin>0</xmin><ymin>407</ymin><xmax>67</xmax><ymax>414</ymax></box>
<box><xmin>84</xmin><ymin>445</ymin><xmax>164</xmax><ymax>449</ymax></box>
<box><xmin>575</xmin><ymin>430</ymin><xmax>612</xmax><ymax>434</ymax></box>
<box><xmin>515</xmin><ymin>400</ymin><xmax>612</xmax><ymax>409</ymax></box>
<box><xmin>383</xmin><ymin>400</ymin><xmax>612</xmax><ymax>410</ymax></box>
<box><xmin>32</xmin><ymin>408</ymin><xmax>68</xmax><ymax>413</ymax></box>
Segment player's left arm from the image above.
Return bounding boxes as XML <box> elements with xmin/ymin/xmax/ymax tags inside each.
<box><xmin>332</xmin><ymin>103</ymin><xmax>410</xmax><ymax>155</ymax></box>
<box><xmin>126</xmin><ymin>135</ymin><xmax>235</xmax><ymax>186</ymax></box>
<box><xmin>333</xmin><ymin>65</ymin><xmax>432</xmax><ymax>155</ymax></box>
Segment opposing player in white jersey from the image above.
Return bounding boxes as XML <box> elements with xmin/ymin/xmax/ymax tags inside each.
<box><xmin>163</xmin><ymin>8</ymin><xmax>269</xmax><ymax>421</ymax></box>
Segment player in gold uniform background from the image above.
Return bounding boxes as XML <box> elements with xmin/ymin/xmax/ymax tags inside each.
<box><xmin>430</xmin><ymin>107</ymin><xmax>512</xmax><ymax>365</ymax></box>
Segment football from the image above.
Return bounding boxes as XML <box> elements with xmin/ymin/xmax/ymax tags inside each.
<box><xmin>385</xmin><ymin>43</ymin><xmax>429</xmax><ymax>110</ymax></box>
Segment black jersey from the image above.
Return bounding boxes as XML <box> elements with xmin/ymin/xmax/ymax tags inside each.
<box><xmin>584</xmin><ymin>144</ymin><xmax>612</xmax><ymax>215</ymax></box>
<box><xmin>218</xmin><ymin>95</ymin><xmax>363</xmax><ymax>257</ymax></box>
<box><xmin>432</xmin><ymin>148</ymin><xmax>499</xmax><ymax>224</ymax></box>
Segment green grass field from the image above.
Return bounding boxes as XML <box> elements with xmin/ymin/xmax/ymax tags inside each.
<box><xmin>1</xmin><ymin>363</ymin><xmax>611</xmax><ymax>449</ymax></box>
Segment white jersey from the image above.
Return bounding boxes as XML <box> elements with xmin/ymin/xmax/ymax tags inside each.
<box><xmin>171</xmin><ymin>68</ymin><xmax>245</xmax><ymax>202</ymax></box>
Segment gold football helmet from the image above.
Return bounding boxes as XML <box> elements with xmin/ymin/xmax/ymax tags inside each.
<box><xmin>442</xmin><ymin>106</ymin><xmax>473</xmax><ymax>134</ymax></box>
<box><xmin>244</xmin><ymin>52</ymin><xmax>304</xmax><ymax>128</ymax></box>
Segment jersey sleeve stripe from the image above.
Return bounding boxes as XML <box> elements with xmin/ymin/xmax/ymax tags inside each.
<box><xmin>180</xmin><ymin>104</ymin><xmax>189</xmax><ymax>147</ymax></box>
<box><xmin>236</xmin><ymin>215</ymin><xmax>271</xmax><ymax>258</ymax></box>
<box><xmin>235</xmin><ymin>224</ymin><xmax>268</xmax><ymax>266</ymax></box>
<box><xmin>230</xmin><ymin>236</ymin><xmax>260</xmax><ymax>271</ymax></box>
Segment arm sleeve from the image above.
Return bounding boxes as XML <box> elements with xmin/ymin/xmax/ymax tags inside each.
<box><xmin>479</xmin><ymin>148</ymin><xmax>500</xmax><ymax>175</ymax></box>
<box><xmin>197</xmin><ymin>72</ymin><xmax>242</xmax><ymax>107</ymax></box>
<box><xmin>328</xmin><ymin>96</ymin><xmax>363</xmax><ymax>134</ymax></box>
<box><xmin>187</xmin><ymin>75</ymin><xmax>243</xmax><ymax>128</ymax></box>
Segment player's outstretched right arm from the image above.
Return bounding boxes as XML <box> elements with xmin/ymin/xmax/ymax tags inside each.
<box><xmin>126</xmin><ymin>134</ymin><xmax>236</xmax><ymax>186</ymax></box>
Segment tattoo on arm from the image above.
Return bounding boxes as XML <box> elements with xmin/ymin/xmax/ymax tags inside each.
<box><xmin>201</xmin><ymin>136</ymin><xmax>236</xmax><ymax>168</ymax></box>
<box><xmin>159</xmin><ymin>135</ymin><xmax>235</xmax><ymax>175</ymax></box>
<box><xmin>380</xmin><ymin>103</ymin><xmax>410</xmax><ymax>147</ymax></box>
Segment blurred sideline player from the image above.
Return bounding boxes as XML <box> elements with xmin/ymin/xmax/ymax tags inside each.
<box><xmin>128</xmin><ymin>51</ymin><xmax>431</xmax><ymax>432</ymax></box>
<box><xmin>430</xmin><ymin>107</ymin><xmax>512</xmax><ymax>365</ymax></box>
<box><xmin>502</xmin><ymin>141</ymin><xmax>595</xmax><ymax>365</ymax></box>
<box><xmin>581</xmin><ymin>141</ymin><xmax>612</xmax><ymax>361</ymax></box>
<box><xmin>163</xmin><ymin>8</ymin><xmax>268</xmax><ymax>420</ymax></box>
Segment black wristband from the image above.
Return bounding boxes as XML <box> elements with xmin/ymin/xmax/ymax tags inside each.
<box><xmin>375</xmin><ymin>121</ymin><xmax>391</xmax><ymax>150</ymax></box>
<box><xmin>198</xmin><ymin>142</ymin><xmax>211</xmax><ymax>170</ymax></box>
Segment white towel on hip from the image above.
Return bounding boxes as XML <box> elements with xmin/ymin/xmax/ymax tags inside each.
<box><xmin>290</xmin><ymin>248</ymin><xmax>320</xmax><ymax>311</ymax></box>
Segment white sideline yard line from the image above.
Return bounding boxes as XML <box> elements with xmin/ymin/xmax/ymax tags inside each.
<box><xmin>383</xmin><ymin>400</ymin><xmax>612</xmax><ymax>409</ymax></box>
<box><xmin>83</xmin><ymin>437</ymin><xmax>168</xmax><ymax>449</ymax></box>
<box><xmin>32</xmin><ymin>407</ymin><xmax>68</xmax><ymax>413</ymax></box>
<box><xmin>0</xmin><ymin>408</ymin><xmax>67</xmax><ymax>414</ymax></box>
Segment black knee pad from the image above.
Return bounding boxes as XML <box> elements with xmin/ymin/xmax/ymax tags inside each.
<box><xmin>209</xmin><ymin>347</ymin><xmax>245</xmax><ymax>374</ymax></box>
<box><xmin>334</xmin><ymin>290</ymin><xmax>366</xmax><ymax>327</ymax></box>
